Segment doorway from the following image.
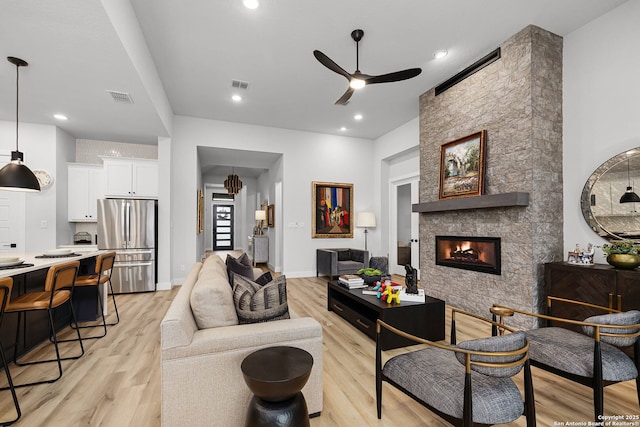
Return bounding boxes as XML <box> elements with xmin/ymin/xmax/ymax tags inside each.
<box><xmin>212</xmin><ymin>204</ymin><xmax>234</xmax><ymax>250</ymax></box>
<box><xmin>389</xmin><ymin>176</ymin><xmax>419</xmax><ymax>277</ymax></box>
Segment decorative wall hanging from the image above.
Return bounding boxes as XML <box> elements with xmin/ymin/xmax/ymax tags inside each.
<box><xmin>438</xmin><ymin>130</ymin><xmax>486</xmax><ymax>200</ymax></box>
<box><xmin>267</xmin><ymin>204</ymin><xmax>275</xmax><ymax>228</ymax></box>
<box><xmin>312</xmin><ymin>181</ymin><xmax>353</xmax><ymax>238</ymax></box>
<box><xmin>197</xmin><ymin>189</ymin><xmax>204</xmax><ymax>234</ymax></box>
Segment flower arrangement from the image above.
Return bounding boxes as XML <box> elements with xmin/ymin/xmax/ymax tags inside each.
<box><xmin>601</xmin><ymin>240</ymin><xmax>638</xmax><ymax>256</ymax></box>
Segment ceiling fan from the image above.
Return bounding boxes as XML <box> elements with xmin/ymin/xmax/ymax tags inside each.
<box><xmin>313</xmin><ymin>29</ymin><xmax>422</xmax><ymax>105</ymax></box>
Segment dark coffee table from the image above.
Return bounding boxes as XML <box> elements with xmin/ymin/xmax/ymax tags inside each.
<box><xmin>327</xmin><ymin>280</ymin><xmax>445</xmax><ymax>350</ymax></box>
<box><xmin>241</xmin><ymin>346</ymin><xmax>313</xmax><ymax>427</ymax></box>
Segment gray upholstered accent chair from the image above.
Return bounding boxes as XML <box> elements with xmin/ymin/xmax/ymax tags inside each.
<box><xmin>316</xmin><ymin>248</ymin><xmax>369</xmax><ymax>279</ymax></box>
<box><xmin>492</xmin><ymin>298</ymin><xmax>640</xmax><ymax>421</ymax></box>
<box><xmin>376</xmin><ymin>309</ymin><xmax>535</xmax><ymax>427</ymax></box>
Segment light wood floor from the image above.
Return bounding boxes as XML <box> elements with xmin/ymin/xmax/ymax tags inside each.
<box><xmin>0</xmin><ymin>276</ymin><xmax>637</xmax><ymax>426</ymax></box>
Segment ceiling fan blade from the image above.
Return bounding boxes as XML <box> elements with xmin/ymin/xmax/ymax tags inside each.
<box><xmin>335</xmin><ymin>87</ymin><xmax>355</xmax><ymax>105</ymax></box>
<box><xmin>366</xmin><ymin>68</ymin><xmax>422</xmax><ymax>85</ymax></box>
<box><xmin>313</xmin><ymin>50</ymin><xmax>351</xmax><ymax>80</ymax></box>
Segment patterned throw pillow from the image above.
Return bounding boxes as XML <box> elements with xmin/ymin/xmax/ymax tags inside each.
<box><xmin>232</xmin><ymin>274</ymin><xmax>290</xmax><ymax>324</ymax></box>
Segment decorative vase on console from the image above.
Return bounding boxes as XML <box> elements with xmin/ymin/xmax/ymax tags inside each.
<box><xmin>601</xmin><ymin>240</ymin><xmax>640</xmax><ymax>269</ymax></box>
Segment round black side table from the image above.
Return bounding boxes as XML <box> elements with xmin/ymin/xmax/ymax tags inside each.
<box><xmin>241</xmin><ymin>346</ymin><xmax>313</xmax><ymax>427</ymax></box>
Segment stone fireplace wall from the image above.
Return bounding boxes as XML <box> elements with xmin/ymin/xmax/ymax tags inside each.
<box><xmin>418</xmin><ymin>25</ymin><xmax>563</xmax><ymax>327</ymax></box>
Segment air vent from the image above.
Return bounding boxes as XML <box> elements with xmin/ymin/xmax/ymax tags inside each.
<box><xmin>106</xmin><ymin>90</ymin><xmax>134</xmax><ymax>104</ymax></box>
<box><xmin>231</xmin><ymin>80</ymin><xmax>250</xmax><ymax>90</ymax></box>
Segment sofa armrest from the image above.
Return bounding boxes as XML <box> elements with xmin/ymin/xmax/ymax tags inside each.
<box><xmin>316</xmin><ymin>249</ymin><xmax>339</xmax><ymax>277</ymax></box>
<box><xmin>349</xmin><ymin>249</ymin><xmax>369</xmax><ymax>267</ymax></box>
<box><xmin>162</xmin><ymin>316</ymin><xmax>322</xmax><ymax>361</ymax></box>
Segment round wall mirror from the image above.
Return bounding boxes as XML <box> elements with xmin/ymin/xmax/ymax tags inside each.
<box><xmin>581</xmin><ymin>147</ymin><xmax>640</xmax><ymax>241</ymax></box>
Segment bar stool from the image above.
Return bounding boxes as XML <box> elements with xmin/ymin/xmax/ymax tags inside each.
<box><xmin>5</xmin><ymin>260</ymin><xmax>84</xmax><ymax>387</ymax></box>
<box><xmin>0</xmin><ymin>278</ymin><xmax>20</xmax><ymax>425</ymax></box>
<box><xmin>71</xmin><ymin>252</ymin><xmax>118</xmax><ymax>339</ymax></box>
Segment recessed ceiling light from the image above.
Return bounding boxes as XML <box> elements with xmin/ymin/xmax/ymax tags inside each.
<box><xmin>354</xmin><ymin>114</ymin><xmax>363</xmax><ymax>121</ymax></box>
<box><xmin>339</xmin><ymin>127</ymin><xmax>347</xmax><ymax>131</ymax></box>
<box><xmin>232</xmin><ymin>94</ymin><xmax>242</xmax><ymax>102</ymax></box>
<box><xmin>243</xmin><ymin>0</ymin><xmax>259</xmax><ymax>9</ymax></box>
<box><xmin>53</xmin><ymin>114</ymin><xmax>68</xmax><ymax>120</ymax></box>
<box><xmin>434</xmin><ymin>50</ymin><xmax>448</xmax><ymax>59</ymax></box>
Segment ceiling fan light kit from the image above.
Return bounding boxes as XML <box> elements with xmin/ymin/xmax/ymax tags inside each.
<box><xmin>314</xmin><ymin>29</ymin><xmax>422</xmax><ymax>105</ymax></box>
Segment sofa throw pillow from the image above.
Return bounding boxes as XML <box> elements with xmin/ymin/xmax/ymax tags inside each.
<box><xmin>190</xmin><ymin>264</ymin><xmax>239</xmax><ymax>328</ymax></box>
<box><xmin>254</xmin><ymin>271</ymin><xmax>273</xmax><ymax>286</ymax></box>
<box><xmin>226</xmin><ymin>254</ymin><xmax>255</xmax><ymax>285</ymax></box>
<box><xmin>337</xmin><ymin>250</ymin><xmax>350</xmax><ymax>261</ymax></box>
<box><xmin>232</xmin><ymin>274</ymin><xmax>290</xmax><ymax>324</ymax></box>
<box><xmin>236</xmin><ymin>252</ymin><xmax>252</xmax><ymax>267</ymax></box>
<box><xmin>455</xmin><ymin>331</ymin><xmax>526</xmax><ymax>378</ymax></box>
<box><xmin>582</xmin><ymin>310</ymin><xmax>640</xmax><ymax>347</ymax></box>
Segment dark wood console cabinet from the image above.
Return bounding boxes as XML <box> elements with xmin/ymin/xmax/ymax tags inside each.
<box><xmin>544</xmin><ymin>262</ymin><xmax>640</xmax><ymax>323</ymax></box>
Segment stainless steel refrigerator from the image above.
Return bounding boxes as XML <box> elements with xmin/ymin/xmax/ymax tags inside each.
<box><xmin>97</xmin><ymin>199</ymin><xmax>157</xmax><ymax>293</ymax></box>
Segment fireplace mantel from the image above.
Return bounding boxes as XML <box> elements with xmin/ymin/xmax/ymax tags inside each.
<box><xmin>412</xmin><ymin>192</ymin><xmax>529</xmax><ymax>213</ymax></box>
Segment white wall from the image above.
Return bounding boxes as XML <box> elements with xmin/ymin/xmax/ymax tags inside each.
<box><xmin>563</xmin><ymin>0</ymin><xmax>640</xmax><ymax>263</ymax></box>
<box><xmin>373</xmin><ymin>117</ymin><xmax>420</xmax><ymax>258</ymax></box>
<box><xmin>170</xmin><ymin>115</ymin><xmax>374</xmax><ymax>280</ymax></box>
<box><xmin>55</xmin><ymin>127</ymin><xmax>76</xmax><ymax>246</ymax></box>
<box><xmin>0</xmin><ymin>120</ymin><xmax>70</xmax><ymax>252</ymax></box>
<box><xmin>158</xmin><ymin>136</ymin><xmax>171</xmax><ymax>289</ymax></box>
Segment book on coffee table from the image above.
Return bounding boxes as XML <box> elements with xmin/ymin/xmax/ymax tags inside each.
<box><xmin>338</xmin><ymin>274</ymin><xmax>365</xmax><ymax>289</ymax></box>
<box><xmin>399</xmin><ymin>288</ymin><xmax>425</xmax><ymax>302</ymax></box>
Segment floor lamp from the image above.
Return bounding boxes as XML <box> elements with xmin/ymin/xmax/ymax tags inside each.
<box><xmin>356</xmin><ymin>212</ymin><xmax>376</xmax><ymax>251</ymax></box>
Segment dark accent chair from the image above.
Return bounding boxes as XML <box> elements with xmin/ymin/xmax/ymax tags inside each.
<box><xmin>316</xmin><ymin>248</ymin><xmax>369</xmax><ymax>279</ymax></box>
<box><xmin>492</xmin><ymin>297</ymin><xmax>640</xmax><ymax>421</ymax></box>
<box><xmin>376</xmin><ymin>309</ymin><xmax>535</xmax><ymax>427</ymax></box>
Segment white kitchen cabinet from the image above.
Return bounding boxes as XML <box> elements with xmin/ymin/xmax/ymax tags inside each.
<box><xmin>68</xmin><ymin>164</ymin><xmax>104</xmax><ymax>222</ymax></box>
<box><xmin>103</xmin><ymin>158</ymin><xmax>158</xmax><ymax>199</ymax></box>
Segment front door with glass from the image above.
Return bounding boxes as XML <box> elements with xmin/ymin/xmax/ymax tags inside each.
<box><xmin>213</xmin><ymin>204</ymin><xmax>234</xmax><ymax>250</ymax></box>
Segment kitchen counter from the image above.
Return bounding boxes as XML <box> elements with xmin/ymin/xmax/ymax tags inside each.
<box><xmin>0</xmin><ymin>250</ymin><xmax>105</xmax><ymax>278</ymax></box>
<box><xmin>0</xmin><ymin>250</ymin><xmax>106</xmax><ymax>361</ymax></box>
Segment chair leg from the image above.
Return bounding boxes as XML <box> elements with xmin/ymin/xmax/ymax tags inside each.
<box><xmin>13</xmin><ymin>303</ymin><xmax>84</xmax><ymax>388</ymax></box>
<box><xmin>11</xmin><ymin>309</ymin><xmax>64</xmax><ymax>387</ymax></box>
<box><xmin>376</xmin><ymin>330</ymin><xmax>383</xmax><ymax>419</ymax></box>
<box><xmin>524</xmin><ymin>360</ymin><xmax>536</xmax><ymax>427</ymax></box>
<box><xmin>593</xmin><ymin>341</ymin><xmax>604</xmax><ymax>422</ymax></box>
<box><xmin>67</xmin><ymin>286</ymin><xmax>107</xmax><ymax>340</ymax></box>
<box><xmin>463</xmin><ymin>372</ymin><xmax>473</xmax><ymax>427</ymax></box>
<box><xmin>105</xmin><ymin>281</ymin><xmax>119</xmax><ymax>326</ymax></box>
<box><xmin>0</xmin><ymin>340</ymin><xmax>21</xmax><ymax>425</ymax></box>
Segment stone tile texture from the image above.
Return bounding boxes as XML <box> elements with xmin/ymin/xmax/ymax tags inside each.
<box><xmin>418</xmin><ymin>26</ymin><xmax>563</xmax><ymax>328</ymax></box>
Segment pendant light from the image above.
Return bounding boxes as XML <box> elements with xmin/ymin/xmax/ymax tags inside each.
<box><xmin>0</xmin><ymin>57</ymin><xmax>40</xmax><ymax>192</ymax></box>
<box><xmin>619</xmin><ymin>158</ymin><xmax>640</xmax><ymax>203</ymax></box>
<box><xmin>223</xmin><ymin>167</ymin><xmax>242</xmax><ymax>195</ymax></box>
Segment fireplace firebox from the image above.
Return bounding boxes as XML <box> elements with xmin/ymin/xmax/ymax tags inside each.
<box><xmin>435</xmin><ymin>236</ymin><xmax>501</xmax><ymax>275</ymax></box>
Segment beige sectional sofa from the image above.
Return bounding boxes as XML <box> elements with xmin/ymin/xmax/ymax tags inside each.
<box><xmin>160</xmin><ymin>255</ymin><xmax>323</xmax><ymax>427</ymax></box>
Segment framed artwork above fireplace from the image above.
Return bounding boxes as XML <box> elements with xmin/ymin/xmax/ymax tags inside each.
<box><xmin>438</xmin><ymin>130</ymin><xmax>486</xmax><ymax>200</ymax></box>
